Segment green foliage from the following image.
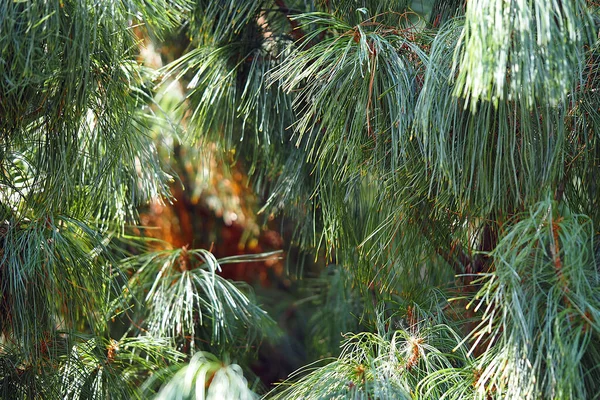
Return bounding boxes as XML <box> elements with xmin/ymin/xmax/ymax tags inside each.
<box><xmin>418</xmin><ymin>19</ymin><xmax>568</xmax><ymax>214</ymax></box>
<box><xmin>123</xmin><ymin>247</ymin><xmax>279</xmax><ymax>350</ymax></box>
<box><xmin>454</xmin><ymin>0</ymin><xmax>594</xmax><ymax>108</ymax></box>
<box><xmin>465</xmin><ymin>200</ymin><xmax>600</xmax><ymax>398</ymax></box>
<box><xmin>270</xmin><ymin>306</ymin><xmax>469</xmax><ymax>400</ymax></box>
<box><xmin>317</xmin><ymin>0</ymin><xmax>411</xmax><ymax>26</ymax></box>
<box><xmin>5</xmin><ymin>0</ymin><xmax>600</xmax><ymax>399</ymax></box>
<box><xmin>191</xmin><ymin>0</ymin><xmax>265</xmax><ymax>45</ymax></box>
<box><xmin>0</xmin><ymin>1</ymin><xmax>279</xmax><ymax>398</ymax></box>
<box><xmin>301</xmin><ymin>265</ymin><xmax>364</xmax><ymax>357</ymax></box>
<box><xmin>152</xmin><ymin>352</ymin><xmax>259</xmax><ymax>400</ymax></box>
<box><xmin>0</xmin><ymin>0</ymin><xmax>170</xmax><ymax>224</ymax></box>
<box><xmin>60</xmin><ymin>336</ymin><xmax>181</xmax><ymax>399</ymax></box>
<box><xmin>272</xmin><ymin>13</ymin><xmax>428</xmax><ymax>180</ymax></box>
<box><xmin>0</xmin><ymin>216</ymin><xmax>118</xmax><ymax>359</ymax></box>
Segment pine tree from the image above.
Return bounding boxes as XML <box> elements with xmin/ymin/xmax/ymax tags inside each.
<box><xmin>3</xmin><ymin>0</ymin><xmax>600</xmax><ymax>399</ymax></box>
<box><xmin>0</xmin><ymin>1</ymin><xmax>275</xmax><ymax>398</ymax></box>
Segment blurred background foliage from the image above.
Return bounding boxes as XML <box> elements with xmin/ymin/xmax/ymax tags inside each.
<box><xmin>133</xmin><ymin>16</ymin><xmax>358</xmax><ymax>385</ymax></box>
<box><xmin>126</xmin><ymin>0</ymin><xmax>449</xmax><ymax>388</ymax></box>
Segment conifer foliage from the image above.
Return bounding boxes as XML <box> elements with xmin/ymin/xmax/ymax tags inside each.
<box><xmin>2</xmin><ymin>0</ymin><xmax>600</xmax><ymax>399</ymax></box>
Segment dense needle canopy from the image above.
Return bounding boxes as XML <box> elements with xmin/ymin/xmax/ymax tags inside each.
<box><xmin>2</xmin><ymin>0</ymin><xmax>600</xmax><ymax>399</ymax></box>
